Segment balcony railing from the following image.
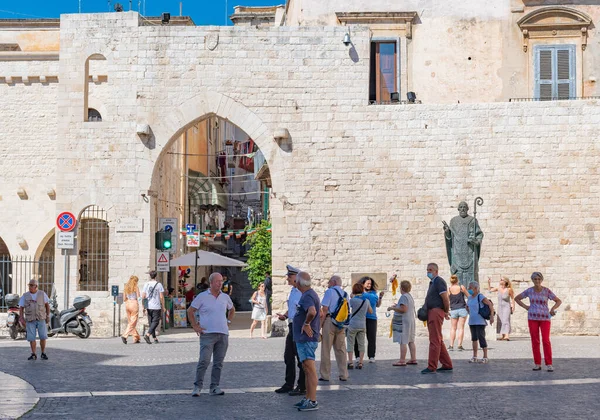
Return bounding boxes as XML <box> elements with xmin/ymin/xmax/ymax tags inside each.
<box><xmin>509</xmin><ymin>96</ymin><xmax>600</xmax><ymax>102</ymax></box>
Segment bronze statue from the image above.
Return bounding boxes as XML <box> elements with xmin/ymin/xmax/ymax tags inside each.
<box><xmin>442</xmin><ymin>199</ymin><xmax>484</xmax><ymax>288</ymax></box>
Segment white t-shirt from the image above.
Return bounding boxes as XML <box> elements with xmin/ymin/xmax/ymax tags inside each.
<box><xmin>143</xmin><ymin>281</ymin><xmax>164</xmax><ymax>310</ymax></box>
<box><xmin>321</xmin><ymin>285</ymin><xmax>346</xmax><ymax>314</ymax></box>
<box><xmin>190</xmin><ymin>290</ymin><xmax>233</xmax><ymax>335</ymax></box>
<box><xmin>18</xmin><ymin>291</ymin><xmax>49</xmax><ymax>307</ymax></box>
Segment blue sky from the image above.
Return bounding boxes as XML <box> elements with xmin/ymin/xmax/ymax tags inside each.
<box><xmin>0</xmin><ymin>0</ymin><xmax>285</xmax><ymax>26</ymax></box>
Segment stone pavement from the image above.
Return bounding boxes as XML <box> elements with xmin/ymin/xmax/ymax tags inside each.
<box><xmin>0</xmin><ymin>331</ymin><xmax>598</xmax><ymax>419</ymax></box>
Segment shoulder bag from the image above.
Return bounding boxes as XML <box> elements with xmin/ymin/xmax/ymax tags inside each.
<box><xmin>142</xmin><ymin>282</ymin><xmax>159</xmax><ymax>310</ymax></box>
<box><xmin>478</xmin><ymin>294</ymin><xmax>491</xmax><ymax>320</ymax></box>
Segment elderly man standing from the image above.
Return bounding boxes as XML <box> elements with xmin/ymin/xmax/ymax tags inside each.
<box><xmin>275</xmin><ymin>265</ymin><xmax>305</xmax><ymax>396</ymax></box>
<box><xmin>293</xmin><ymin>271</ymin><xmax>321</xmax><ymax>412</ymax></box>
<box><xmin>19</xmin><ymin>279</ymin><xmax>51</xmax><ymax>360</ymax></box>
<box><xmin>188</xmin><ymin>272</ymin><xmax>235</xmax><ymax>397</ymax></box>
<box><xmin>422</xmin><ymin>263</ymin><xmax>453</xmax><ymax>374</ymax></box>
<box><xmin>319</xmin><ymin>275</ymin><xmax>348</xmax><ymax>382</ymax></box>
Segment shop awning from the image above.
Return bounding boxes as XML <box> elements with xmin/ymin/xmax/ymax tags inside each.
<box><xmin>188</xmin><ymin>170</ymin><xmax>228</xmax><ymax>210</ymax></box>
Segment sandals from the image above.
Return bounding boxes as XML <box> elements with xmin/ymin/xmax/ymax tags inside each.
<box><xmin>481</xmin><ymin>358</ymin><xmax>489</xmax><ymax>364</ymax></box>
<box><xmin>407</xmin><ymin>360</ymin><xmax>418</xmax><ymax>365</ymax></box>
<box><xmin>347</xmin><ymin>363</ymin><xmax>354</xmax><ymax>370</ymax></box>
<box><xmin>392</xmin><ymin>361</ymin><xmax>407</xmax><ymax>367</ymax></box>
<box><xmin>357</xmin><ymin>363</ymin><xmax>363</xmax><ymax>369</ymax></box>
<box><xmin>469</xmin><ymin>357</ymin><xmax>479</xmax><ymax>363</ymax></box>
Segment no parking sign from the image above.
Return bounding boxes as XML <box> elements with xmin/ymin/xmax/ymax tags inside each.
<box><xmin>57</xmin><ymin>212</ymin><xmax>77</xmax><ymax>232</ymax></box>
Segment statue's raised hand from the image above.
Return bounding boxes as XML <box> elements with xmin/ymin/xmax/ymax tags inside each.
<box><xmin>442</xmin><ymin>220</ymin><xmax>450</xmax><ymax>233</ymax></box>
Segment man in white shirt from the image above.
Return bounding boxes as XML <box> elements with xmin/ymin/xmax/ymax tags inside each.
<box><xmin>187</xmin><ymin>272</ymin><xmax>235</xmax><ymax>397</ymax></box>
<box><xmin>19</xmin><ymin>279</ymin><xmax>50</xmax><ymax>360</ymax></box>
<box><xmin>319</xmin><ymin>275</ymin><xmax>349</xmax><ymax>381</ymax></box>
<box><xmin>274</xmin><ymin>264</ymin><xmax>305</xmax><ymax>396</ymax></box>
<box><xmin>141</xmin><ymin>270</ymin><xmax>164</xmax><ymax>344</ymax></box>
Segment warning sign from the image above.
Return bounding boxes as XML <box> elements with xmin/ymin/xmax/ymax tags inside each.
<box><xmin>156</xmin><ymin>251</ymin><xmax>170</xmax><ymax>272</ymax></box>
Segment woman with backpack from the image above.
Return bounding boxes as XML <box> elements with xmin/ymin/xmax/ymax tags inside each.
<box><xmin>388</xmin><ymin>280</ymin><xmax>417</xmax><ymax>366</ymax></box>
<box><xmin>466</xmin><ymin>281</ymin><xmax>494</xmax><ymax>364</ymax></box>
<box><xmin>354</xmin><ymin>277</ymin><xmax>384</xmax><ymax>363</ymax></box>
<box><xmin>346</xmin><ymin>282</ymin><xmax>373</xmax><ymax>370</ymax></box>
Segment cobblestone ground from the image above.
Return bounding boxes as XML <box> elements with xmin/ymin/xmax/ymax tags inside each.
<box><xmin>0</xmin><ymin>331</ymin><xmax>598</xmax><ymax>419</ymax></box>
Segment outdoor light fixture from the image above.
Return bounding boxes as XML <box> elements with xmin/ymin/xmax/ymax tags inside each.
<box><xmin>16</xmin><ymin>187</ymin><xmax>27</xmax><ymax>200</ymax></box>
<box><xmin>114</xmin><ymin>3</ymin><xmax>123</xmax><ymax>12</ymax></box>
<box><xmin>343</xmin><ymin>32</ymin><xmax>351</xmax><ymax>46</ymax></box>
<box><xmin>407</xmin><ymin>92</ymin><xmax>417</xmax><ymax>103</ymax></box>
<box><xmin>162</xmin><ymin>13</ymin><xmax>171</xmax><ymax>24</ymax></box>
<box><xmin>390</xmin><ymin>92</ymin><xmax>400</xmax><ymax>103</ymax></box>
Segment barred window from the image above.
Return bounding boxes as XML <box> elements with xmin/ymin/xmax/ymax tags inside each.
<box><xmin>78</xmin><ymin>206</ymin><xmax>109</xmax><ymax>291</ymax></box>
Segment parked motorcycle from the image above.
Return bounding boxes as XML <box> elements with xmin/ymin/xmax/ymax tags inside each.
<box><xmin>47</xmin><ymin>292</ymin><xmax>93</xmax><ymax>339</ymax></box>
<box><xmin>4</xmin><ymin>294</ymin><xmax>26</xmax><ymax>340</ymax></box>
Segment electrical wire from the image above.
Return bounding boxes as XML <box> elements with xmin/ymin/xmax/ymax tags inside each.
<box><xmin>0</xmin><ymin>8</ymin><xmax>49</xmax><ymax>18</ymax></box>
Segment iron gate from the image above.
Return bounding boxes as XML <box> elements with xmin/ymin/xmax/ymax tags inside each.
<box><xmin>78</xmin><ymin>206</ymin><xmax>109</xmax><ymax>292</ymax></box>
<box><xmin>0</xmin><ymin>256</ymin><xmax>54</xmax><ymax>312</ymax></box>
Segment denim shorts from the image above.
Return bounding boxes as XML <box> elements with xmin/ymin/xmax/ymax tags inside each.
<box><xmin>450</xmin><ymin>308</ymin><xmax>468</xmax><ymax>319</ymax></box>
<box><xmin>26</xmin><ymin>320</ymin><xmax>48</xmax><ymax>342</ymax></box>
<box><xmin>296</xmin><ymin>341</ymin><xmax>319</xmax><ymax>362</ymax></box>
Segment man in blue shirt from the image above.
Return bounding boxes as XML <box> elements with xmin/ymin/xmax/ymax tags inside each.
<box><xmin>275</xmin><ymin>265</ymin><xmax>305</xmax><ymax>396</ymax></box>
<box><xmin>292</xmin><ymin>271</ymin><xmax>321</xmax><ymax>412</ymax></box>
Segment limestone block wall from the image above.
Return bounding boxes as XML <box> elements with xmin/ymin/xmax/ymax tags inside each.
<box><xmin>0</xmin><ymin>58</ymin><xmax>58</xmax><ymax>258</ymax></box>
<box><xmin>1</xmin><ymin>12</ymin><xmax>598</xmax><ymax>337</ymax></box>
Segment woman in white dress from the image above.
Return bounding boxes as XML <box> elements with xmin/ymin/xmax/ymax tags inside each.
<box><xmin>250</xmin><ymin>283</ymin><xmax>267</xmax><ymax>339</ymax></box>
<box><xmin>387</xmin><ymin>280</ymin><xmax>417</xmax><ymax>366</ymax></box>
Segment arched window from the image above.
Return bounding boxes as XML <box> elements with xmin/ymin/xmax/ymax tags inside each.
<box><xmin>35</xmin><ymin>231</ymin><xmax>55</xmax><ymax>297</ymax></box>
<box><xmin>83</xmin><ymin>54</ymin><xmax>107</xmax><ymax>122</ymax></box>
<box><xmin>78</xmin><ymin>206</ymin><xmax>109</xmax><ymax>291</ymax></box>
<box><xmin>88</xmin><ymin>108</ymin><xmax>102</xmax><ymax>122</ymax></box>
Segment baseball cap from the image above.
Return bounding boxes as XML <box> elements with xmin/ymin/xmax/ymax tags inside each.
<box><xmin>286</xmin><ymin>265</ymin><xmax>300</xmax><ymax>276</ymax></box>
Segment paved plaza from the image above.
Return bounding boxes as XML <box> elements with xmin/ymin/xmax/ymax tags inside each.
<box><xmin>0</xmin><ymin>326</ymin><xmax>598</xmax><ymax>419</ymax></box>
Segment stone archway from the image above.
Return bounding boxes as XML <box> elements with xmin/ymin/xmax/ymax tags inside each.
<box><xmin>148</xmin><ymin>92</ymin><xmax>287</xmax><ymax>311</ymax></box>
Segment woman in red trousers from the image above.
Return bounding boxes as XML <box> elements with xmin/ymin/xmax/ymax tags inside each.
<box><xmin>515</xmin><ymin>272</ymin><xmax>562</xmax><ymax>372</ymax></box>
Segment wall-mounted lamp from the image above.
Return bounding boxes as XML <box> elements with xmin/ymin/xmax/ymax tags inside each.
<box><xmin>274</xmin><ymin>128</ymin><xmax>290</xmax><ymax>144</ymax></box>
<box><xmin>17</xmin><ymin>187</ymin><xmax>28</xmax><ymax>200</ymax></box>
<box><xmin>17</xmin><ymin>235</ymin><xmax>28</xmax><ymax>250</ymax></box>
<box><xmin>390</xmin><ymin>92</ymin><xmax>400</xmax><ymax>103</ymax></box>
<box><xmin>46</xmin><ymin>188</ymin><xmax>56</xmax><ymax>200</ymax></box>
<box><xmin>162</xmin><ymin>12</ymin><xmax>171</xmax><ymax>24</ymax></box>
<box><xmin>407</xmin><ymin>92</ymin><xmax>417</xmax><ymax>104</ymax></box>
<box><xmin>343</xmin><ymin>32</ymin><xmax>351</xmax><ymax>46</ymax></box>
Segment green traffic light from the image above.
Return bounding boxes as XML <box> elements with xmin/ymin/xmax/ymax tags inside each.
<box><xmin>163</xmin><ymin>240</ymin><xmax>172</xmax><ymax>249</ymax></box>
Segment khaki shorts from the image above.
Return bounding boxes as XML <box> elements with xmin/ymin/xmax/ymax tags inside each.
<box><xmin>346</xmin><ymin>327</ymin><xmax>366</xmax><ymax>353</ymax></box>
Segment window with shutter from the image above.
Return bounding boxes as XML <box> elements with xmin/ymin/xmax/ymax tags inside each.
<box><xmin>534</xmin><ymin>45</ymin><xmax>575</xmax><ymax>101</ymax></box>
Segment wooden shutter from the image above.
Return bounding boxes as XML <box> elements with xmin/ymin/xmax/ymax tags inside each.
<box><xmin>534</xmin><ymin>45</ymin><xmax>575</xmax><ymax>100</ymax></box>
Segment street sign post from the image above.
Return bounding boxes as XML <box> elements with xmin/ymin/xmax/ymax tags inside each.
<box><xmin>159</xmin><ymin>217</ymin><xmax>178</xmax><ymax>253</ymax></box>
<box><xmin>157</xmin><ymin>251</ymin><xmax>170</xmax><ymax>272</ymax></box>
<box><xmin>56</xmin><ymin>231</ymin><xmax>75</xmax><ymax>249</ymax></box>
<box><xmin>56</xmin><ymin>211</ymin><xmax>77</xmax><ymax>310</ymax></box>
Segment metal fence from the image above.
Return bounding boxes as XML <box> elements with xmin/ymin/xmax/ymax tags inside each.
<box><xmin>509</xmin><ymin>96</ymin><xmax>600</xmax><ymax>102</ymax></box>
<box><xmin>78</xmin><ymin>206</ymin><xmax>109</xmax><ymax>292</ymax></box>
<box><xmin>0</xmin><ymin>256</ymin><xmax>55</xmax><ymax>313</ymax></box>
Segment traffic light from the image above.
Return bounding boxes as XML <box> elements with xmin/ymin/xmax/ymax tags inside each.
<box><xmin>155</xmin><ymin>230</ymin><xmax>172</xmax><ymax>250</ymax></box>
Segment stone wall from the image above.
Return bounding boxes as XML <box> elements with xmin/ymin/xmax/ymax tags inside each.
<box><xmin>0</xmin><ymin>12</ymin><xmax>598</xmax><ymax>336</ymax></box>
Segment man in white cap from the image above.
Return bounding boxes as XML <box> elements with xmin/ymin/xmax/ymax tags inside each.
<box><xmin>274</xmin><ymin>264</ymin><xmax>305</xmax><ymax>395</ymax></box>
<box><xmin>19</xmin><ymin>279</ymin><xmax>51</xmax><ymax>360</ymax></box>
